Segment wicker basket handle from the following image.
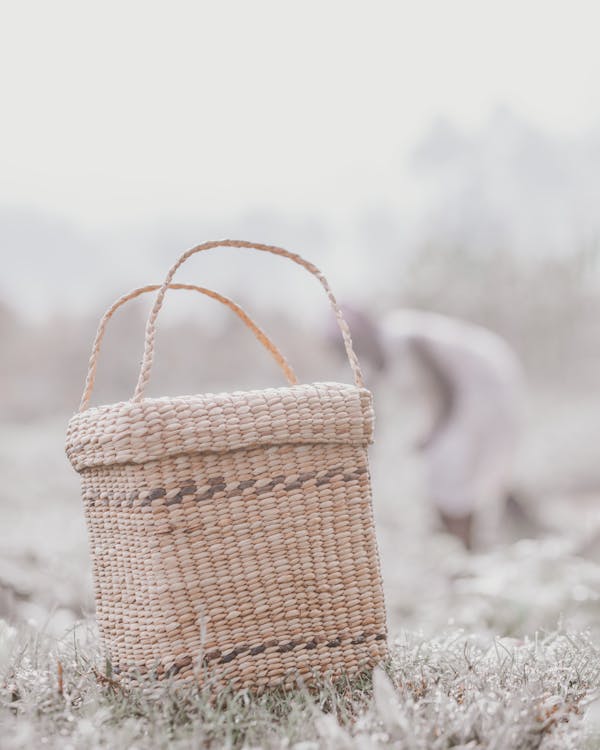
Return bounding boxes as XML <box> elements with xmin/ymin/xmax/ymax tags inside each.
<box><xmin>79</xmin><ymin>283</ymin><xmax>298</xmax><ymax>411</ymax></box>
<box><xmin>133</xmin><ymin>239</ymin><xmax>365</xmax><ymax>401</ymax></box>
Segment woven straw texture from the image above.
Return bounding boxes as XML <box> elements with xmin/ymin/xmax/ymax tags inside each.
<box><xmin>66</xmin><ymin>240</ymin><xmax>387</xmax><ymax>691</ymax></box>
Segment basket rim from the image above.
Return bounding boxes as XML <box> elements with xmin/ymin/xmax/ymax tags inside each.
<box><xmin>72</xmin><ymin>380</ymin><xmax>365</xmax><ymax>417</ymax></box>
<box><xmin>66</xmin><ymin>381</ymin><xmax>374</xmax><ymax>472</ymax></box>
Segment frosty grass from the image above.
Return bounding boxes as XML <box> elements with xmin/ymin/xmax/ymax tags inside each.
<box><xmin>0</xmin><ymin>621</ymin><xmax>599</xmax><ymax>748</ymax></box>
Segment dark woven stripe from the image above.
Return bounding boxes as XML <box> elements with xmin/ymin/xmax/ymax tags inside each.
<box><xmin>116</xmin><ymin>632</ymin><xmax>386</xmax><ymax>678</ymax></box>
<box><xmin>137</xmin><ymin>464</ymin><xmax>368</xmax><ymax>508</ymax></box>
<box><xmin>200</xmin><ymin>630</ymin><xmax>387</xmax><ymax>669</ymax></box>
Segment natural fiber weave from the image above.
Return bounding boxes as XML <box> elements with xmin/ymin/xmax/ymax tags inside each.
<box><xmin>66</xmin><ymin>240</ymin><xmax>387</xmax><ymax>691</ymax></box>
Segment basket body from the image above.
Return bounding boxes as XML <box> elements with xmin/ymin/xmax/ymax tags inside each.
<box><xmin>66</xmin><ymin>382</ymin><xmax>387</xmax><ymax>690</ymax></box>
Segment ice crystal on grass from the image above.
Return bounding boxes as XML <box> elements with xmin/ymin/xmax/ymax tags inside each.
<box><xmin>0</xmin><ymin>619</ymin><xmax>17</xmax><ymax>672</ymax></box>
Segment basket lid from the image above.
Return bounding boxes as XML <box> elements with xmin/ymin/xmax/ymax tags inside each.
<box><xmin>66</xmin><ymin>382</ymin><xmax>374</xmax><ymax>472</ymax></box>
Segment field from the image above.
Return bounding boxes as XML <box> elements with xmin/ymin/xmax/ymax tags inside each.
<box><xmin>2</xmin><ymin>250</ymin><xmax>600</xmax><ymax>748</ymax></box>
<box><xmin>2</xmin><ymin>2</ymin><xmax>600</xmax><ymax>742</ymax></box>
<box><xmin>2</xmin><ymin>620</ymin><xmax>600</xmax><ymax>749</ymax></box>
<box><xmin>2</xmin><ymin>389</ymin><xmax>600</xmax><ymax>747</ymax></box>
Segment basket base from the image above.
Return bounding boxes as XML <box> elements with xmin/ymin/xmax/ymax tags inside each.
<box><xmin>112</xmin><ymin>631</ymin><xmax>388</xmax><ymax>693</ymax></box>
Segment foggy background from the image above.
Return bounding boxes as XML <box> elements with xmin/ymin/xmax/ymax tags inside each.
<box><xmin>1</xmin><ymin>1</ymin><xmax>600</xmax><ymax>638</ymax></box>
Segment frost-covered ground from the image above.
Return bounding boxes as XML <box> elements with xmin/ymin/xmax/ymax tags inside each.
<box><xmin>2</xmin><ymin>621</ymin><xmax>600</xmax><ymax>749</ymax></box>
<box><xmin>1</xmin><ymin>383</ymin><xmax>600</xmax><ymax>748</ymax></box>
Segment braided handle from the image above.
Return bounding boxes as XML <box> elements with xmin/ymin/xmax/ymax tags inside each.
<box><xmin>133</xmin><ymin>240</ymin><xmax>365</xmax><ymax>401</ymax></box>
<box><xmin>79</xmin><ymin>283</ymin><xmax>298</xmax><ymax>412</ymax></box>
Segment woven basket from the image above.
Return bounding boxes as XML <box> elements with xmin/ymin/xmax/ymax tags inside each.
<box><xmin>66</xmin><ymin>240</ymin><xmax>387</xmax><ymax>691</ymax></box>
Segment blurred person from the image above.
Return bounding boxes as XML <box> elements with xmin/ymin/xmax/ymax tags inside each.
<box><xmin>382</xmin><ymin>310</ymin><xmax>524</xmax><ymax>548</ymax></box>
<box><xmin>332</xmin><ymin>306</ymin><xmax>525</xmax><ymax>549</ymax></box>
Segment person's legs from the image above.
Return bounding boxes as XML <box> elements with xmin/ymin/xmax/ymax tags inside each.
<box><xmin>438</xmin><ymin>509</ymin><xmax>474</xmax><ymax>549</ymax></box>
<box><xmin>426</xmin><ymin>424</ymin><xmax>477</xmax><ymax>548</ymax></box>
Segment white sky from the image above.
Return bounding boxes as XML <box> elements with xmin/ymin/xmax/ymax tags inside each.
<box><xmin>1</xmin><ymin>1</ymin><xmax>599</xmax><ymax>231</ymax></box>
